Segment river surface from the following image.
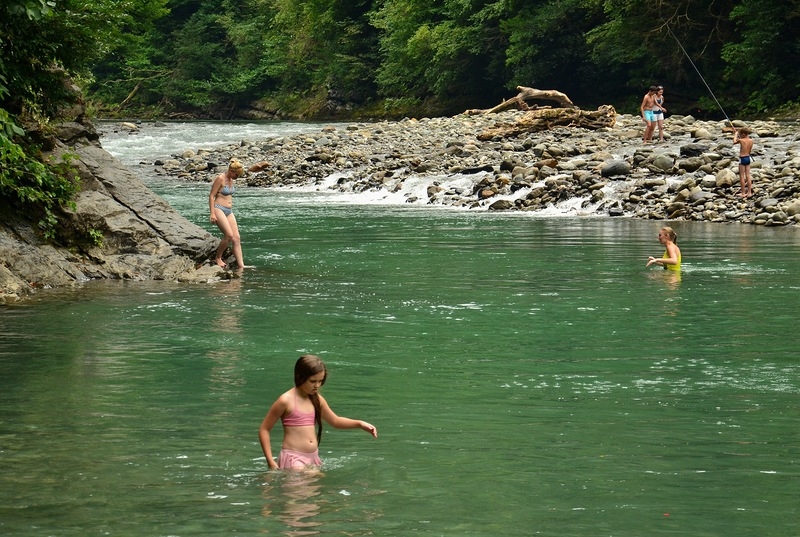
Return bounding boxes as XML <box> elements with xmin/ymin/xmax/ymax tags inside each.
<box><xmin>1</xmin><ymin>121</ymin><xmax>798</xmax><ymax>536</ymax></box>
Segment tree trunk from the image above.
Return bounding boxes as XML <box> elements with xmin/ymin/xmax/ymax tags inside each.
<box><xmin>118</xmin><ymin>83</ymin><xmax>141</xmax><ymax>109</ymax></box>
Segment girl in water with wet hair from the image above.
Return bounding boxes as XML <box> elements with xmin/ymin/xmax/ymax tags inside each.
<box><xmin>259</xmin><ymin>355</ymin><xmax>378</xmax><ymax>471</ymax></box>
<box><xmin>209</xmin><ymin>159</ymin><xmax>249</xmax><ymax>269</ymax></box>
<box><xmin>646</xmin><ymin>226</ymin><xmax>681</xmax><ymax>271</ymax></box>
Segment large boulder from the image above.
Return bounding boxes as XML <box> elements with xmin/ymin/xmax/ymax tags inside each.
<box><xmin>0</xmin><ymin>118</ymin><xmax>222</xmax><ymax>302</ymax></box>
<box><xmin>601</xmin><ymin>160</ymin><xmax>631</xmax><ymax>177</ymax></box>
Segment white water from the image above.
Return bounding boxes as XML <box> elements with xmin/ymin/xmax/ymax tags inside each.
<box><xmin>97</xmin><ymin>120</ymin><xmax>325</xmax><ymax>167</ymax></box>
<box><xmin>96</xmin><ymin>119</ymin><xmax>673</xmax><ymax>216</ymax></box>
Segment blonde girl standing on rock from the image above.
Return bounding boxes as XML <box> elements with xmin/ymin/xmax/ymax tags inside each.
<box><xmin>653</xmin><ymin>86</ymin><xmax>667</xmax><ymax>142</ymax></box>
<box><xmin>209</xmin><ymin>159</ymin><xmax>250</xmax><ymax>269</ymax></box>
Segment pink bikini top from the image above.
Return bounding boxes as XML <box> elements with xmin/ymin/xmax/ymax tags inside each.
<box><xmin>282</xmin><ymin>392</ymin><xmax>316</xmax><ymax>427</ymax></box>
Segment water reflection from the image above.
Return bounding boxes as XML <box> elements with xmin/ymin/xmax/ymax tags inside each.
<box><xmin>207</xmin><ymin>277</ymin><xmax>245</xmax><ymax>405</ymax></box>
<box><xmin>261</xmin><ymin>471</ymin><xmax>323</xmax><ymax>536</ymax></box>
<box><xmin>208</xmin><ymin>277</ymin><xmax>244</xmax><ymax>336</ymax></box>
<box><xmin>645</xmin><ymin>268</ymin><xmax>682</xmax><ymax>318</ymax></box>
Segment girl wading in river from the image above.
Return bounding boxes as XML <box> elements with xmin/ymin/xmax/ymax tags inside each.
<box><xmin>209</xmin><ymin>159</ymin><xmax>250</xmax><ymax>269</ymax></box>
<box><xmin>259</xmin><ymin>355</ymin><xmax>378</xmax><ymax>471</ymax></box>
<box><xmin>646</xmin><ymin>226</ymin><xmax>681</xmax><ymax>271</ymax></box>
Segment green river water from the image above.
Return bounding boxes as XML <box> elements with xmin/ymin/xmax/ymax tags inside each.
<box><xmin>2</xmin><ymin>133</ymin><xmax>799</xmax><ymax>536</ymax></box>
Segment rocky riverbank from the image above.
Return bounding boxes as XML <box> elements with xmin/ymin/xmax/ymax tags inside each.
<box><xmin>145</xmin><ymin>110</ymin><xmax>800</xmax><ymax>226</ymax></box>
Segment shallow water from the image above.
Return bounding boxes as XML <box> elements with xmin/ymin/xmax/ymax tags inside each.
<box><xmin>1</xmin><ymin>123</ymin><xmax>798</xmax><ymax>536</ymax></box>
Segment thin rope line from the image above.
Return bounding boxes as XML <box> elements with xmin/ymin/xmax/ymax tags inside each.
<box><xmin>667</xmin><ymin>26</ymin><xmax>732</xmax><ymax>125</ymax></box>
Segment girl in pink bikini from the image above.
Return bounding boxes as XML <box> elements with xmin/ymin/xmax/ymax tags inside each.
<box><xmin>259</xmin><ymin>355</ymin><xmax>378</xmax><ymax>470</ymax></box>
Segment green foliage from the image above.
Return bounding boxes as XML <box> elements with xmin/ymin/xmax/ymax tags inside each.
<box><xmin>371</xmin><ymin>0</ymin><xmax>507</xmax><ymax>105</ymax></box>
<box><xmin>266</xmin><ymin>0</ymin><xmax>379</xmax><ymax>104</ymax></box>
<box><xmin>722</xmin><ymin>0</ymin><xmax>800</xmax><ymax>113</ymax></box>
<box><xmin>75</xmin><ymin>0</ymin><xmax>800</xmax><ymax>118</ymax></box>
<box><xmin>8</xmin><ymin>0</ymin><xmax>800</xmax><ymax>125</ymax></box>
<box><xmin>4</xmin><ymin>0</ymin><xmax>55</xmax><ymax>20</ymax></box>
<box><xmin>503</xmin><ymin>0</ymin><xmax>603</xmax><ymax>97</ymax></box>
<box><xmin>1</xmin><ymin>0</ymin><xmax>143</xmax><ymax>241</ymax></box>
<box><xmin>2</xmin><ymin>0</ymin><xmax>167</xmax><ymax>115</ymax></box>
<box><xmin>87</xmin><ymin>228</ymin><xmax>105</xmax><ymax>247</ymax></box>
<box><xmin>0</xmin><ymin>115</ymin><xmax>80</xmax><ymax>240</ymax></box>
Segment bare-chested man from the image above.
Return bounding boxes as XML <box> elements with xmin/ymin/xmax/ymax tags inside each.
<box><xmin>640</xmin><ymin>86</ymin><xmax>658</xmax><ymax>143</ymax></box>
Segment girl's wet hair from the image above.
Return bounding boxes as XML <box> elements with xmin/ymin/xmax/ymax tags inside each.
<box><xmin>294</xmin><ymin>354</ymin><xmax>327</xmax><ymax>387</ymax></box>
<box><xmin>294</xmin><ymin>354</ymin><xmax>327</xmax><ymax>444</ymax></box>
<box><xmin>661</xmin><ymin>226</ymin><xmax>677</xmax><ymax>243</ymax></box>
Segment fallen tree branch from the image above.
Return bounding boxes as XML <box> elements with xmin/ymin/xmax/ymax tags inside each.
<box><xmin>465</xmin><ymin>86</ymin><xmax>577</xmax><ymax>115</ymax></box>
<box><xmin>118</xmin><ymin>83</ymin><xmax>141</xmax><ymax>109</ymax></box>
<box><xmin>477</xmin><ymin>105</ymin><xmax>617</xmax><ymax>139</ymax></box>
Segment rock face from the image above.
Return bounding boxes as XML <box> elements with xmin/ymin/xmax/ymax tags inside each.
<box><xmin>0</xmin><ymin>117</ymin><xmax>222</xmax><ymax>302</ymax></box>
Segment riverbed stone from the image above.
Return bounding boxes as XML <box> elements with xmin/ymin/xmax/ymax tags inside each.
<box><xmin>678</xmin><ymin>157</ymin><xmax>704</xmax><ymax>172</ymax></box>
<box><xmin>680</xmin><ymin>143</ymin><xmax>708</xmax><ymax>157</ymax></box>
<box><xmin>785</xmin><ymin>199</ymin><xmax>800</xmax><ymax>216</ymax></box>
<box><xmin>601</xmin><ymin>160</ymin><xmax>631</xmax><ymax>177</ymax></box>
<box><xmin>652</xmin><ymin>154</ymin><xmax>674</xmax><ymax>172</ymax></box>
<box><xmin>715</xmin><ymin>168</ymin><xmax>736</xmax><ymax>188</ymax></box>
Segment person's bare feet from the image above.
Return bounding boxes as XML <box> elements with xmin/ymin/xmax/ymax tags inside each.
<box><xmin>214</xmin><ymin>259</ymin><xmax>228</xmax><ymax>269</ymax></box>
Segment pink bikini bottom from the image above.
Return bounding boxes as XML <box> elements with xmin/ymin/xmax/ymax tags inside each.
<box><xmin>279</xmin><ymin>448</ymin><xmax>322</xmax><ymax>470</ymax></box>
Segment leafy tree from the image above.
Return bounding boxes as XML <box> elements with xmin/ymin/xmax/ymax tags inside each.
<box><xmin>57</xmin><ymin>0</ymin><xmax>800</xmax><ymax>119</ymax></box>
<box><xmin>1</xmin><ymin>0</ymin><xmax>166</xmax><ymax>239</ymax></box>
<box><xmin>501</xmin><ymin>0</ymin><xmax>606</xmax><ymax>104</ymax></box>
<box><xmin>266</xmin><ymin>0</ymin><xmax>379</xmax><ymax>106</ymax></box>
<box><xmin>582</xmin><ymin>0</ymin><xmax>737</xmax><ymax>114</ymax></box>
<box><xmin>370</xmin><ymin>0</ymin><xmax>510</xmax><ymax>109</ymax></box>
<box><xmin>722</xmin><ymin>0</ymin><xmax>800</xmax><ymax>113</ymax></box>
<box><xmin>369</xmin><ymin>0</ymin><xmax>445</xmax><ymax>100</ymax></box>
<box><xmin>90</xmin><ymin>0</ymin><xmax>381</xmax><ymax>116</ymax></box>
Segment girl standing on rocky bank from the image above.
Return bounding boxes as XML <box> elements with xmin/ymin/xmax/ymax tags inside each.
<box><xmin>653</xmin><ymin>86</ymin><xmax>667</xmax><ymax>142</ymax></box>
<box><xmin>209</xmin><ymin>159</ymin><xmax>248</xmax><ymax>269</ymax></box>
<box><xmin>259</xmin><ymin>355</ymin><xmax>378</xmax><ymax>471</ymax></box>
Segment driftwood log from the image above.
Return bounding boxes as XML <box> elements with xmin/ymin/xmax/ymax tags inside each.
<box><xmin>477</xmin><ymin>105</ymin><xmax>617</xmax><ymax>140</ymax></box>
<box><xmin>465</xmin><ymin>86</ymin><xmax>577</xmax><ymax>115</ymax></box>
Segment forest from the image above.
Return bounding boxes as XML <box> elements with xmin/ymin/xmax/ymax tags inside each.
<box><xmin>4</xmin><ymin>0</ymin><xmax>800</xmax><ymax>122</ymax></box>
<box><xmin>2</xmin><ymin>0</ymin><xmax>799</xmax><ymax>234</ymax></box>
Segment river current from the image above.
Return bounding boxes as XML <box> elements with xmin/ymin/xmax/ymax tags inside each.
<box><xmin>1</xmin><ymin>121</ymin><xmax>798</xmax><ymax>536</ymax></box>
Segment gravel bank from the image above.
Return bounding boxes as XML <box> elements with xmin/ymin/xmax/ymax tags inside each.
<box><xmin>144</xmin><ymin>111</ymin><xmax>800</xmax><ymax>226</ymax></box>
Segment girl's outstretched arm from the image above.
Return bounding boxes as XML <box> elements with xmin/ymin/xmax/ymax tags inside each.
<box><xmin>320</xmin><ymin>395</ymin><xmax>378</xmax><ymax>437</ymax></box>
